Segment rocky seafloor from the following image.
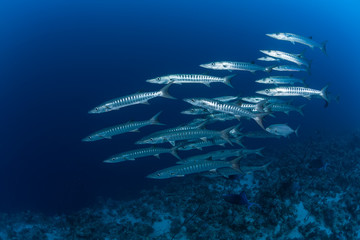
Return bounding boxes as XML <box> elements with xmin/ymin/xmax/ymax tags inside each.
<box><xmin>1</xmin><ymin>132</ymin><xmax>360</xmax><ymax>240</ymax></box>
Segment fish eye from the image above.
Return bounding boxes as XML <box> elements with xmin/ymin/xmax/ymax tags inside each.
<box><xmin>88</xmin><ymin>136</ymin><xmax>92</xmax><ymax>139</ymax></box>
<box><xmin>157</xmin><ymin>77</ymin><xmax>160</xmax><ymax>81</ymax></box>
<box><xmin>95</xmin><ymin>107</ymin><xmax>98</xmax><ymax>110</ymax></box>
<box><xmin>150</xmin><ymin>138</ymin><xmax>153</xmax><ymax>141</ymax></box>
<box><xmin>211</xmin><ymin>62</ymin><xmax>215</xmax><ymax>66</ymax></box>
<box><xmin>157</xmin><ymin>173</ymin><xmax>160</xmax><ymax>176</ymax></box>
<box><xmin>112</xmin><ymin>158</ymin><xmax>115</xmax><ymax>161</ymax></box>
<box><xmin>265</xmin><ymin>89</ymin><xmax>269</xmax><ymax>92</ymax></box>
<box><xmin>191</xmin><ymin>109</ymin><xmax>194</xmax><ymax>112</ymax></box>
<box><xmin>191</xmin><ymin>99</ymin><xmax>195</xmax><ymax>102</ymax></box>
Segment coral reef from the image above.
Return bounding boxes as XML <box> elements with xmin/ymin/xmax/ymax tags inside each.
<box><xmin>1</xmin><ymin>133</ymin><xmax>360</xmax><ymax>239</ymax></box>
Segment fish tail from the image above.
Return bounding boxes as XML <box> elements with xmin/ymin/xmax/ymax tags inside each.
<box><xmin>149</xmin><ymin>111</ymin><xmax>165</xmax><ymax>125</ymax></box>
<box><xmin>255</xmin><ymin>147</ymin><xmax>264</xmax><ymax>157</ymax></box>
<box><xmin>298</xmin><ymin>104</ymin><xmax>306</xmax><ymax>116</ymax></box>
<box><xmin>160</xmin><ymin>84</ymin><xmax>176</xmax><ymax>99</ymax></box>
<box><xmin>230</xmin><ymin>157</ymin><xmax>244</xmax><ymax>174</ymax></box>
<box><xmin>170</xmin><ymin>146</ymin><xmax>181</xmax><ymax>160</ymax></box>
<box><xmin>255</xmin><ymin>100</ymin><xmax>268</xmax><ymax>112</ymax></box>
<box><xmin>224</xmin><ymin>74</ymin><xmax>236</xmax><ymax>88</ymax></box>
<box><xmin>265</xmin><ymin>65</ymin><xmax>277</xmax><ymax>73</ymax></box>
<box><xmin>232</xmin><ymin>136</ymin><xmax>245</xmax><ymax>148</ymax></box>
<box><xmin>320</xmin><ymin>85</ymin><xmax>329</xmax><ymax>107</ymax></box>
<box><xmin>295</xmin><ymin>125</ymin><xmax>300</xmax><ymax>137</ymax></box>
<box><xmin>321</xmin><ymin>41</ymin><xmax>328</xmax><ymax>55</ymax></box>
<box><xmin>220</xmin><ymin>125</ymin><xmax>236</xmax><ymax>146</ymax></box>
<box><xmin>253</xmin><ymin>113</ymin><xmax>268</xmax><ymax>130</ymax></box>
<box><xmin>259</xmin><ymin>161</ymin><xmax>272</xmax><ymax>172</ymax></box>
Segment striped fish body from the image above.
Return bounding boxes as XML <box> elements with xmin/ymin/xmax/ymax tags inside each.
<box><xmin>213</xmin><ymin>96</ymin><xmax>239</xmax><ymax>102</ymax></box>
<box><xmin>147</xmin><ymin>159</ymin><xmax>239</xmax><ymax>179</ymax></box>
<box><xmin>181</xmin><ymin>108</ymin><xmax>210</xmax><ymax>115</ymax></box>
<box><xmin>178</xmin><ymin>149</ymin><xmax>243</xmax><ymax>164</ymax></box>
<box><xmin>256</xmin><ymin>76</ymin><xmax>305</xmax><ymax>85</ymax></box>
<box><xmin>200</xmin><ymin>61</ymin><xmax>270</xmax><ymax>73</ymax></box>
<box><xmin>178</xmin><ymin>138</ymin><xmax>228</xmax><ymax>151</ymax></box>
<box><xmin>206</xmin><ymin>113</ymin><xmax>237</xmax><ymax>122</ymax></box>
<box><xmin>83</xmin><ymin>119</ymin><xmax>154</xmax><ymax>142</ymax></box>
<box><xmin>257</xmin><ymin>87</ymin><xmax>326</xmax><ymax>101</ymax></box>
<box><xmin>104</xmin><ymin>147</ymin><xmax>178</xmax><ymax>163</ymax></box>
<box><xmin>272</xmin><ymin>65</ymin><xmax>309</xmax><ymax>73</ymax></box>
<box><xmin>260</xmin><ymin>50</ymin><xmax>310</xmax><ymax>67</ymax></box>
<box><xmin>89</xmin><ymin>85</ymin><xmax>173</xmax><ymax>114</ymax></box>
<box><xmin>147</xmin><ymin>74</ymin><xmax>234</xmax><ymax>88</ymax></box>
<box><xmin>202</xmin><ymin>162</ymin><xmax>270</xmax><ymax>177</ymax></box>
<box><xmin>264</xmin><ymin>103</ymin><xmax>305</xmax><ymax>116</ymax></box>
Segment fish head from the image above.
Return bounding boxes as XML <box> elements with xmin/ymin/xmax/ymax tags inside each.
<box><xmin>199</xmin><ymin>61</ymin><xmax>226</xmax><ymax>70</ymax></box>
<box><xmin>146</xmin><ymin>75</ymin><xmax>171</xmax><ymax>84</ymax></box>
<box><xmin>88</xmin><ymin>104</ymin><xmax>111</xmax><ymax>114</ymax></box>
<box><xmin>256</xmin><ymin>88</ymin><xmax>277</xmax><ymax>96</ymax></box>
<box><xmin>82</xmin><ymin>134</ymin><xmax>103</xmax><ymax>142</ymax></box>
<box><xmin>183</xmin><ymin>98</ymin><xmax>207</xmax><ymax>108</ymax></box>
<box><xmin>255</xmin><ymin>78</ymin><xmax>270</xmax><ymax>84</ymax></box>
<box><xmin>266</xmin><ymin>33</ymin><xmax>287</xmax><ymax>40</ymax></box>
<box><xmin>260</xmin><ymin>50</ymin><xmax>278</xmax><ymax>58</ymax></box>
<box><xmin>147</xmin><ymin>170</ymin><xmax>178</xmax><ymax>179</ymax></box>
<box><xmin>103</xmin><ymin>156</ymin><xmax>123</xmax><ymax>163</ymax></box>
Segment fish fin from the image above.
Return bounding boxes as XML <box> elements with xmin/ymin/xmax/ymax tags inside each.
<box><xmin>102</xmin><ymin>135</ymin><xmax>112</xmax><ymax>139</ymax></box>
<box><xmin>253</xmin><ymin>113</ymin><xmax>268</xmax><ymax>130</ymax></box>
<box><xmin>170</xmin><ymin>147</ymin><xmax>181</xmax><ymax>160</ymax></box>
<box><xmin>321</xmin><ymin>41</ymin><xmax>328</xmax><ymax>55</ymax></box>
<box><xmin>298</xmin><ymin>104</ymin><xmax>306</xmax><ymax>116</ymax></box>
<box><xmin>255</xmin><ymin>100</ymin><xmax>267</xmax><ymax>112</ymax></box>
<box><xmin>149</xmin><ymin>111</ymin><xmax>165</xmax><ymax>125</ymax></box>
<box><xmin>220</xmin><ymin>126</ymin><xmax>235</xmax><ymax>146</ymax></box>
<box><xmin>224</xmin><ymin>74</ymin><xmax>236</xmax><ymax>88</ymax></box>
<box><xmin>304</xmin><ymin>95</ymin><xmax>311</xmax><ymax>100</ymax></box>
<box><xmin>235</xmin><ymin>115</ymin><xmax>241</xmax><ymax>121</ymax></box>
<box><xmin>255</xmin><ymin>147</ymin><xmax>265</xmax><ymax>157</ymax></box>
<box><xmin>284</xmin><ymin>111</ymin><xmax>289</xmax><ymax>115</ymax></box>
<box><xmin>195</xmin><ymin>147</ymin><xmax>203</xmax><ymax>151</ymax></box>
<box><xmin>141</xmin><ymin>101</ymin><xmax>150</xmax><ymax>105</ymax></box>
<box><xmin>169</xmin><ymin>141</ymin><xmax>176</xmax><ymax>147</ymax></box>
<box><xmin>295</xmin><ymin>125</ymin><xmax>300</xmax><ymax>137</ymax></box>
<box><xmin>230</xmin><ymin>157</ymin><xmax>245</xmax><ymax>174</ymax></box>
<box><xmin>209</xmin><ymin>169</ymin><xmax>217</xmax><ymax>173</ymax></box>
<box><xmin>320</xmin><ymin>85</ymin><xmax>329</xmax><ymax>108</ymax></box>
<box><xmin>259</xmin><ymin>161</ymin><xmax>272</xmax><ymax>172</ymax></box>
<box><xmin>203</xmin><ymin>83</ymin><xmax>211</xmax><ymax>88</ymax></box>
<box><xmin>265</xmin><ymin>65</ymin><xmax>277</xmax><ymax>73</ymax></box>
<box><xmin>291</xmin><ymin>41</ymin><xmax>295</xmax><ymax>45</ymax></box>
<box><xmin>130</xmin><ymin>129</ymin><xmax>140</xmax><ymax>133</ymax></box>
<box><xmin>160</xmin><ymin>84</ymin><xmax>176</xmax><ymax>99</ymax></box>
<box><xmin>154</xmin><ymin>154</ymin><xmax>160</xmax><ymax>159</ymax></box>
<box><xmin>200</xmin><ymin>137</ymin><xmax>207</xmax><ymax>142</ymax></box>
<box><xmin>228</xmin><ymin>70</ymin><xmax>233</xmax><ymax>73</ymax></box>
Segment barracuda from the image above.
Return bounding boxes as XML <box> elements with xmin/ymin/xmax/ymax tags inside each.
<box><xmin>260</xmin><ymin>50</ymin><xmax>310</xmax><ymax>68</ymax></box>
<box><xmin>178</xmin><ymin>138</ymin><xmax>229</xmax><ymax>151</ymax></box>
<box><xmin>147</xmin><ymin>157</ymin><xmax>242</xmax><ymax>179</ymax></box>
<box><xmin>82</xmin><ymin>112</ymin><xmax>163</xmax><ymax>142</ymax></box>
<box><xmin>103</xmin><ymin>147</ymin><xmax>180</xmax><ymax>163</ymax></box>
<box><xmin>272</xmin><ymin>65</ymin><xmax>309</xmax><ymax>73</ymax></box>
<box><xmin>181</xmin><ymin>107</ymin><xmax>210</xmax><ymax>115</ymax></box>
<box><xmin>241</xmin><ymin>96</ymin><xmax>286</xmax><ymax>104</ymax></box>
<box><xmin>199</xmin><ymin>61</ymin><xmax>273</xmax><ymax>73</ymax></box>
<box><xmin>213</xmin><ymin>96</ymin><xmax>239</xmax><ymax>102</ymax></box>
<box><xmin>256</xmin><ymin>86</ymin><xmax>329</xmax><ymax>106</ymax></box>
<box><xmin>184</xmin><ymin>98</ymin><xmax>268</xmax><ymax>129</ymax></box>
<box><xmin>202</xmin><ymin>161</ymin><xmax>271</xmax><ymax>178</ymax></box>
<box><xmin>177</xmin><ymin>149</ymin><xmax>247</xmax><ymax>164</ymax></box>
<box><xmin>255</xmin><ymin>76</ymin><xmax>305</xmax><ymax>85</ymax></box>
<box><xmin>146</xmin><ymin>74</ymin><xmax>235</xmax><ymax>88</ymax></box>
<box><xmin>257</xmin><ymin>56</ymin><xmax>280</xmax><ymax>62</ymax></box>
<box><xmin>264</xmin><ymin>103</ymin><xmax>306</xmax><ymax>116</ymax></box>
<box><xmin>266</xmin><ymin>33</ymin><xmax>327</xmax><ymax>54</ymax></box>
<box><xmin>136</xmin><ymin>125</ymin><xmax>234</xmax><ymax>146</ymax></box>
<box><xmin>88</xmin><ymin>84</ymin><xmax>175</xmax><ymax>114</ymax></box>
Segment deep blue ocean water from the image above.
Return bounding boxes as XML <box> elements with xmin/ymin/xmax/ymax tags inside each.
<box><xmin>0</xmin><ymin>0</ymin><xmax>359</xmax><ymax>214</ymax></box>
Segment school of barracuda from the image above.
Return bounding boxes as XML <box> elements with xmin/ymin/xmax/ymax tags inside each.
<box><xmin>84</xmin><ymin>33</ymin><xmax>329</xmax><ymax>179</ymax></box>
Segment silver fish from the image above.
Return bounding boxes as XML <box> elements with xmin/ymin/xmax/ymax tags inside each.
<box><xmin>264</xmin><ymin>103</ymin><xmax>306</xmax><ymax>116</ymax></box>
<box><xmin>136</xmin><ymin>126</ymin><xmax>234</xmax><ymax>146</ymax></box>
<box><xmin>88</xmin><ymin>84</ymin><xmax>175</xmax><ymax>114</ymax></box>
<box><xmin>266</xmin><ymin>124</ymin><xmax>299</xmax><ymax>137</ymax></box>
<box><xmin>257</xmin><ymin>56</ymin><xmax>280</xmax><ymax>62</ymax></box>
<box><xmin>82</xmin><ymin>112</ymin><xmax>163</xmax><ymax>142</ymax></box>
<box><xmin>241</xmin><ymin>96</ymin><xmax>286</xmax><ymax>104</ymax></box>
<box><xmin>181</xmin><ymin>108</ymin><xmax>210</xmax><ymax>115</ymax></box>
<box><xmin>213</xmin><ymin>96</ymin><xmax>239</xmax><ymax>102</ymax></box>
<box><xmin>146</xmin><ymin>74</ymin><xmax>235</xmax><ymax>88</ymax></box>
<box><xmin>199</xmin><ymin>61</ymin><xmax>273</xmax><ymax>73</ymax></box>
<box><xmin>256</xmin><ymin>86</ymin><xmax>329</xmax><ymax>106</ymax></box>
<box><xmin>255</xmin><ymin>76</ymin><xmax>305</xmax><ymax>85</ymax></box>
<box><xmin>104</xmin><ymin>147</ymin><xmax>180</xmax><ymax>163</ymax></box>
<box><xmin>260</xmin><ymin>50</ymin><xmax>310</xmax><ymax>68</ymax></box>
<box><xmin>202</xmin><ymin>161</ymin><xmax>271</xmax><ymax>178</ymax></box>
<box><xmin>272</xmin><ymin>65</ymin><xmax>309</xmax><ymax>73</ymax></box>
<box><xmin>178</xmin><ymin>138</ymin><xmax>228</xmax><ymax>151</ymax></box>
<box><xmin>184</xmin><ymin>98</ymin><xmax>268</xmax><ymax>129</ymax></box>
<box><xmin>147</xmin><ymin>158</ymin><xmax>242</xmax><ymax>179</ymax></box>
<box><xmin>266</xmin><ymin>33</ymin><xmax>327</xmax><ymax>54</ymax></box>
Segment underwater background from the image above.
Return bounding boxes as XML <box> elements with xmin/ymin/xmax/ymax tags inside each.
<box><xmin>1</xmin><ymin>0</ymin><xmax>360</xmax><ymax>239</ymax></box>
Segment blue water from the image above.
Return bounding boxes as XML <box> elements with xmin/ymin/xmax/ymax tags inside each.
<box><xmin>0</xmin><ymin>0</ymin><xmax>359</xmax><ymax>214</ymax></box>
